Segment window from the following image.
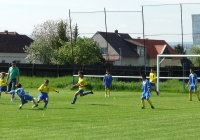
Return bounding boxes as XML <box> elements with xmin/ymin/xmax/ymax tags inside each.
<box><xmin>101</xmin><ymin>48</ymin><xmax>107</xmax><ymax>54</ymax></box>
<box><xmin>137</xmin><ymin>48</ymin><xmax>140</xmax><ymax>56</ymax></box>
<box><xmin>1</xmin><ymin>60</ymin><xmax>5</xmax><ymax>63</ymax></box>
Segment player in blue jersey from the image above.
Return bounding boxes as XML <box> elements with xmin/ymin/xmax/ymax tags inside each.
<box><xmin>187</xmin><ymin>68</ymin><xmax>200</xmax><ymax>101</ymax></box>
<box><xmin>6</xmin><ymin>83</ymin><xmax>38</xmax><ymax>109</ymax></box>
<box><xmin>103</xmin><ymin>69</ymin><xmax>113</xmax><ymax>97</ymax></box>
<box><xmin>141</xmin><ymin>75</ymin><xmax>154</xmax><ymax>109</ymax></box>
<box><xmin>71</xmin><ymin>71</ymin><xmax>93</xmax><ymax>104</ymax></box>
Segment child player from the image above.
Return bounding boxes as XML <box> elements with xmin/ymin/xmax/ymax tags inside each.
<box><xmin>103</xmin><ymin>69</ymin><xmax>113</xmax><ymax>97</ymax></box>
<box><xmin>187</xmin><ymin>68</ymin><xmax>200</xmax><ymax>101</ymax></box>
<box><xmin>6</xmin><ymin>83</ymin><xmax>38</xmax><ymax>109</ymax></box>
<box><xmin>71</xmin><ymin>71</ymin><xmax>93</xmax><ymax>104</ymax></box>
<box><xmin>36</xmin><ymin>79</ymin><xmax>59</xmax><ymax>108</ymax></box>
<box><xmin>141</xmin><ymin>74</ymin><xmax>154</xmax><ymax>109</ymax></box>
<box><xmin>149</xmin><ymin>68</ymin><xmax>159</xmax><ymax>96</ymax></box>
<box><xmin>0</xmin><ymin>72</ymin><xmax>7</xmax><ymax>98</ymax></box>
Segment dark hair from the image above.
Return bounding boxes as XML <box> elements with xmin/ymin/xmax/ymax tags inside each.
<box><xmin>12</xmin><ymin>61</ymin><xmax>16</xmax><ymax>64</ymax></box>
<box><xmin>142</xmin><ymin>74</ymin><xmax>146</xmax><ymax>79</ymax></box>
<box><xmin>106</xmin><ymin>69</ymin><xmax>110</xmax><ymax>72</ymax></box>
<box><xmin>16</xmin><ymin>83</ymin><xmax>22</xmax><ymax>88</ymax></box>
<box><xmin>44</xmin><ymin>79</ymin><xmax>49</xmax><ymax>83</ymax></box>
<box><xmin>190</xmin><ymin>68</ymin><xmax>194</xmax><ymax>71</ymax></box>
<box><xmin>78</xmin><ymin>71</ymin><xmax>84</xmax><ymax>75</ymax></box>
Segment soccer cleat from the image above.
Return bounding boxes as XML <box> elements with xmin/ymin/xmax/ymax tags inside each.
<box><xmin>19</xmin><ymin>105</ymin><xmax>22</xmax><ymax>109</ymax></box>
<box><xmin>141</xmin><ymin>107</ymin><xmax>145</xmax><ymax>109</ymax></box>
<box><xmin>156</xmin><ymin>91</ymin><xmax>159</xmax><ymax>96</ymax></box>
<box><xmin>32</xmin><ymin>104</ymin><xmax>38</xmax><ymax>108</ymax></box>
<box><xmin>151</xmin><ymin>106</ymin><xmax>154</xmax><ymax>109</ymax></box>
<box><xmin>71</xmin><ymin>102</ymin><xmax>75</xmax><ymax>104</ymax></box>
<box><xmin>90</xmin><ymin>91</ymin><xmax>94</xmax><ymax>94</ymax></box>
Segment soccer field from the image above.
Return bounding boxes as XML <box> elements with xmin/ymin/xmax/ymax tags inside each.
<box><xmin>1</xmin><ymin>89</ymin><xmax>200</xmax><ymax>140</ymax></box>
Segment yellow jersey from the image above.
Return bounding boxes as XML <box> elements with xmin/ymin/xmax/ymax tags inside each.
<box><xmin>38</xmin><ymin>84</ymin><xmax>56</xmax><ymax>94</ymax></box>
<box><xmin>0</xmin><ymin>78</ymin><xmax>7</xmax><ymax>86</ymax></box>
<box><xmin>149</xmin><ymin>72</ymin><xmax>157</xmax><ymax>84</ymax></box>
<box><xmin>78</xmin><ymin>77</ymin><xmax>87</xmax><ymax>90</ymax></box>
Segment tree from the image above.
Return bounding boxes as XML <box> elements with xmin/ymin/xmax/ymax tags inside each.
<box><xmin>24</xmin><ymin>38</ymin><xmax>55</xmax><ymax>64</ymax></box>
<box><xmin>57</xmin><ymin>37</ymin><xmax>103</xmax><ymax>65</ymax></box>
<box><xmin>24</xmin><ymin>19</ymin><xmax>71</xmax><ymax>64</ymax></box>
<box><xmin>72</xmin><ymin>23</ymin><xmax>79</xmax><ymax>43</ymax></box>
<box><xmin>189</xmin><ymin>46</ymin><xmax>200</xmax><ymax>66</ymax></box>
<box><xmin>174</xmin><ymin>44</ymin><xmax>186</xmax><ymax>54</ymax></box>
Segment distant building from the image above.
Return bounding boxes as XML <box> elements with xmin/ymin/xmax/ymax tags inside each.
<box><xmin>192</xmin><ymin>14</ymin><xmax>200</xmax><ymax>46</ymax></box>
<box><xmin>0</xmin><ymin>31</ymin><xmax>33</xmax><ymax>63</ymax></box>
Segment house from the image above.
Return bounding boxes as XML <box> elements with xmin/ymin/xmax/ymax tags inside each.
<box><xmin>0</xmin><ymin>31</ymin><xmax>33</xmax><ymax>63</ymax></box>
<box><xmin>133</xmin><ymin>38</ymin><xmax>180</xmax><ymax>67</ymax></box>
<box><xmin>92</xmin><ymin>30</ymin><xmax>147</xmax><ymax>66</ymax></box>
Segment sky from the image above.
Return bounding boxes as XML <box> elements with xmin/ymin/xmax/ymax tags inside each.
<box><xmin>1</xmin><ymin>0</ymin><xmax>200</xmax><ymax>43</ymax></box>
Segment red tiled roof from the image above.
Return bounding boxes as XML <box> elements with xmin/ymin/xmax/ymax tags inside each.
<box><xmin>133</xmin><ymin>39</ymin><xmax>177</xmax><ymax>58</ymax></box>
<box><xmin>0</xmin><ymin>31</ymin><xmax>33</xmax><ymax>53</ymax></box>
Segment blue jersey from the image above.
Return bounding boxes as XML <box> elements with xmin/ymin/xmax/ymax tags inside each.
<box><xmin>142</xmin><ymin>79</ymin><xmax>151</xmax><ymax>94</ymax></box>
<box><xmin>103</xmin><ymin>74</ymin><xmax>113</xmax><ymax>87</ymax></box>
<box><xmin>189</xmin><ymin>73</ymin><xmax>198</xmax><ymax>86</ymax></box>
<box><xmin>10</xmin><ymin>88</ymin><xmax>26</xmax><ymax>97</ymax></box>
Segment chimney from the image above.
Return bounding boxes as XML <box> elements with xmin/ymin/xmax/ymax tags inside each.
<box><xmin>137</xmin><ymin>37</ymin><xmax>141</xmax><ymax>39</ymax></box>
<box><xmin>115</xmin><ymin>29</ymin><xmax>118</xmax><ymax>35</ymax></box>
<box><xmin>4</xmin><ymin>30</ymin><xmax>8</xmax><ymax>34</ymax></box>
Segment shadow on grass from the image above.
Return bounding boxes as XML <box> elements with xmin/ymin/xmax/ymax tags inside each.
<box><xmin>90</xmin><ymin>103</ymin><xmax>113</xmax><ymax>106</ymax></box>
<box><xmin>152</xmin><ymin>108</ymin><xmax>177</xmax><ymax>110</ymax></box>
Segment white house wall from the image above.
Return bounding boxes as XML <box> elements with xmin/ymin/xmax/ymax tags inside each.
<box><xmin>149</xmin><ymin>58</ymin><xmax>181</xmax><ymax>67</ymax></box>
<box><xmin>0</xmin><ymin>53</ymin><xmax>28</xmax><ymax>63</ymax></box>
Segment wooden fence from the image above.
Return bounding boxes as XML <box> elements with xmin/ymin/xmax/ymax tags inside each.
<box><xmin>0</xmin><ymin>63</ymin><xmax>199</xmax><ymax>81</ymax></box>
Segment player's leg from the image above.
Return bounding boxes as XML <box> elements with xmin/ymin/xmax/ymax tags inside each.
<box><xmin>82</xmin><ymin>90</ymin><xmax>93</xmax><ymax>96</ymax></box>
<box><xmin>71</xmin><ymin>91</ymin><xmax>80</xmax><ymax>104</ymax></box>
<box><xmin>44</xmin><ymin>98</ymin><xmax>49</xmax><ymax>108</ymax></box>
<box><xmin>147</xmin><ymin>98</ymin><xmax>154</xmax><ymax>109</ymax></box>
<box><xmin>141</xmin><ymin>93</ymin><xmax>146</xmax><ymax>109</ymax></box>
<box><xmin>10</xmin><ymin>80</ymin><xmax>17</xmax><ymax>102</ymax></box>
<box><xmin>189</xmin><ymin>86</ymin><xmax>193</xmax><ymax>101</ymax></box>
<box><xmin>105</xmin><ymin>87</ymin><xmax>108</xmax><ymax>97</ymax></box>
<box><xmin>194</xmin><ymin>87</ymin><xmax>200</xmax><ymax>101</ymax></box>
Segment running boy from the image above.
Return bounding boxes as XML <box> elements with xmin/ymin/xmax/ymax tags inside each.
<box><xmin>36</xmin><ymin>79</ymin><xmax>59</xmax><ymax>108</ymax></box>
<box><xmin>0</xmin><ymin>72</ymin><xmax>7</xmax><ymax>98</ymax></box>
<box><xmin>149</xmin><ymin>68</ymin><xmax>159</xmax><ymax>96</ymax></box>
<box><xmin>141</xmin><ymin>74</ymin><xmax>154</xmax><ymax>109</ymax></box>
<box><xmin>187</xmin><ymin>68</ymin><xmax>200</xmax><ymax>101</ymax></box>
<box><xmin>71</xmin><ymin>71</ymin><xmax>93</xmax><ymax>104</ymax></box>
<box><xmin>103</xmin><ymin>69</ymin><xmax>113</xmax><ymax>97</ymax></box>
<box><xmin>6</xmin><ymin>83</ymin><xmax>38</xmax><ymax>109</ymax></box>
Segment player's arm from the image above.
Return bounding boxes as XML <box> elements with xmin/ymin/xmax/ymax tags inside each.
<box><xmin>49</xmin><ymin>86</ymin><xmax>59</xmax><ymax>93</ymax></box>
<box><xmin>187</xmin><ymin>80</ymin><xmax>190</xmax><ymax>87</ymax></box>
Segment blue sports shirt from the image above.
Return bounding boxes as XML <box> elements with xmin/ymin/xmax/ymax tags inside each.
<box><xmin>189</xmin><ymin>73</ymin><xmax>198</xmax><ymax>86</ymax></box>
<box><xmin>103</xmin><ymin>74</ymin><xmax>113</xmax><ymax>86</ymax></box>
<box><xmin>10</xmin><ymin>88</ymin><xmax>26</xmax><ymax>97</ymax></box>
<box><xmin>142</xmin><ymin>79</ymin><xmax>151</xmax><ymax>94</ymax></box>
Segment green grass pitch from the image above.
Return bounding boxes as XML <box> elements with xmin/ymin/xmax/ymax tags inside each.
<box><xmin>1</xmin><ymin>89</ymin><xmax>200</xmax><ymax>140</ymax></box>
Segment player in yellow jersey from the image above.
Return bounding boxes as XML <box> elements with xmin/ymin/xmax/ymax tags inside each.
<box><xmin>0</xmin><ymin>72</ymin><xmax>7</xmax><ymax>98</ymax></box>
<box><xmin>71</xmin><ymin>71</ymin><xmax>93</xmax><ymax>104</ymax></box>
<box><xmin>149</xmin><ymin>68</ymin><xmax>159</xmax><ymax>96</ymax></box>
<box><xmin>35</xmin><ymin>79</ymin><xmax>59</xmax><ymax>108</ymax></box>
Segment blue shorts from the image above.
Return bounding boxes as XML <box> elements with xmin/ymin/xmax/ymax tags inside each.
<box><xmin>150</xmin><ymin>83</ymin><xmax>155</xmax><ymax>87</ymax></box>
<box><xmin>78</xmin><ymin>89</ymin><xmax>84</xmax><ymax>95</ymax></box>
<box><xmin>190</xmin><ymin>85</ymin><xmax>197</xmax><ymax>91</ymax></box>
<box><xmin>20</xmin><ymin>95</ymin><xmax>33</xmax><ymax>105</ymax></box>
<box><xmin>141</xmin><ymin>92</ymin><xmax>151</xmax><ymax>99</ymax></box>
<box><xmin>0</xmin><ymin>86</ymin><xmax>7</xmax><ymax>92</ymax></box>
<box><xmin>38</xmin><ymin>92</ymin><xmax>49</xmax><ymax>100</ymax></box>
<box><xmin>104</xmin><ymin>85</ymin><xmax>111</xmax><ymax>89</ymax></box>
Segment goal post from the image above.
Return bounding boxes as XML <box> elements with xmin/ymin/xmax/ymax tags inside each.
<box><xmin>156</xmin><ymin>54</ymin><xmax>200</xmax><ymax>92</ymax></box>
